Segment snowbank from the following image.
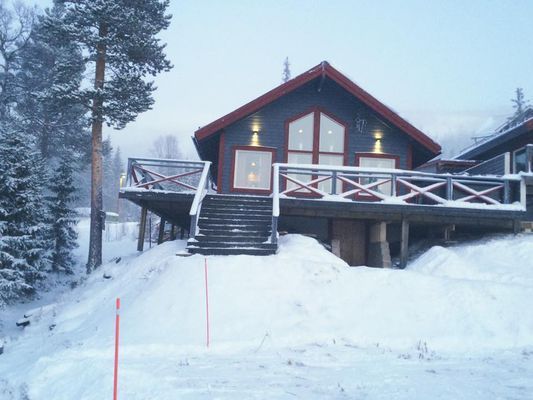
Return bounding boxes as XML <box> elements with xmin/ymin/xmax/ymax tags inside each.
<box><xmin>1</xmin><ymin>233</ymin><xmax>533</xmax><ymax>399</ymax></box>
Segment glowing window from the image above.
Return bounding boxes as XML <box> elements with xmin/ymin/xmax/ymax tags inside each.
<box><xmin>233</xmin><ymin>150</ymin><xmax>273</xmax><ymax>190</ymax></box>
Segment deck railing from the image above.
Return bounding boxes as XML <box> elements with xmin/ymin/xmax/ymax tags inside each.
<box><xmin>270</xmin><ymin>163</ymin><xmax>525</xmax><ymax>243</ymax></box>
<box><xmin>124</xmin><ymin>158</ymin><xmax>212</xmax><ymax>235</ymax></box>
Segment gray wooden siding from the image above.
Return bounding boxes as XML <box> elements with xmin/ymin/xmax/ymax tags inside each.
<box><xmin>220</xmin><ymin>77</ymin><xmax>412</xmax><ymax>193</ymax></box>
<box><xmin>465</xmin><ymin>153</ymin><xmax>510</xmax><ymax>176</ymax></box>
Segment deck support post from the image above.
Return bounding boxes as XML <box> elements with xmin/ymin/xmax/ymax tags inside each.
<box><xmin>400</xmin><ymin>219</ymin><xmax>409</xmax><ymax>269</ymax></box>
<box><xmin>331</xmin><ymin>219</ymin><xmax>366</xmax><ymax>266</ymax></box>
<box><xmin>513</xmin><ymin>219</ymin><xmax>521</xmax><ymax>235</ymax></box>
<box><xmin>368</xmin><ymin>222</ymin><xmax>392</xmax><ymax>268</ymax></box>
<box><xmin>170</xmin><ymin>224</ymin><xmax>176</xmax><ymax>241</ymax></box>
<box><xmin>157</xmin><ymin>218</ymin><xmax>166</xmax><ymax>244</ymax></box>
<box><xmin>137</xmin><ymin>207</ymin><xmax>148</xmax><ymax>252</ymax></box>
<box><xmin>444</xmin><ymin>224</ymin><xmax>455</xmax><ymax>242</ymax></box>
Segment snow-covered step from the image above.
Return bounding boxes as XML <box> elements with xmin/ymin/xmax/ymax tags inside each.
<box><xmin>194</xmin><ymin>235</ymin><xmax>269</xmax><ymax>243</ymax></box>
<box><xmin>188</xmin><ymin>246</ymin><xmax>275</xmax><ymax>256</ymax></box>
<box><xmin>198</xmin><ymin>215</ymin><xmax>271</xmax><ymax>223</ymax></box>
<box><xmin>200</xmin><ymin>207</ymin><xmax>272</xmax><ymax>215</ymax></box>
<box><xmin>198</xmin><ymin>228</ymin><xmax>272</xmax><ymax>236</ymax></box>
<box><xmin>188</xmin><ymin>241</ymin><xmax>275</xmax><ymax>249</ymax></box>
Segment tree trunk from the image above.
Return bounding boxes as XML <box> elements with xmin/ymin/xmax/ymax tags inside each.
<box><xmin>87</xmin><ymin>22</ymin><xmax>108</xmax><ymax>273</ymax></box>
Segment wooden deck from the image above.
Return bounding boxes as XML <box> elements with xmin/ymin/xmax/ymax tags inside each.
<box><xmin>120</xmin><ymin>158</ymin><xmax>529</xmax><ymax>230</ymax></box>
<box><xmin>119</xmin><ymin>158</ymin><xmax>530</xmax><ymax>262</ymax></box>
<box><xmin>119</xmin><ymin>189</ymin><xmax>525</xmax><ymax>230</ymax></box>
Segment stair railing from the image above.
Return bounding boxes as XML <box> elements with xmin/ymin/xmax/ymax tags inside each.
<box><xmin>271</xmin><ymin>163</ymin><xmax>280</xmax><ymax>244</ymax></box>
<box><xmin>189</xmin><ymin>161</ymin><xmax>212</xmax><ymax>237</ymax></box>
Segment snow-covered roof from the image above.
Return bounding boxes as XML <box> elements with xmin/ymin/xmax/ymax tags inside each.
<box><xmin>455</xmin><ymin>109</ymin><xmax>533</xmax><ymax>160</ymax></box>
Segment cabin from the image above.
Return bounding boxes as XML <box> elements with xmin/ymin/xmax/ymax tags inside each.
<box><xmin>120</xmin><ymin>62</ymin><xmax>529</xmax><ymax>268</ymax></box>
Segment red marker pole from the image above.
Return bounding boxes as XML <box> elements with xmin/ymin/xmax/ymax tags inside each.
<box><xmin>113</xmin><ymin>298</ymin><xmax>120</xmax><ymax>400</ymax></box>
<box><xmin>204</xmin><ymin>258</ymin><xmax>210</xmax><ymax>348</ymax></box>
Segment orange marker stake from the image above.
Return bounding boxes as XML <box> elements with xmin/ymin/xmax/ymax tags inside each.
<box><xmin>204</xmin><ymin>258</ymin><xmax>210</xmax><ymax>348</ymax></box>
<box><xmin>113</xmin><ymin>298</ymin><xmax>120</xmax><ymax>400</ymax></box>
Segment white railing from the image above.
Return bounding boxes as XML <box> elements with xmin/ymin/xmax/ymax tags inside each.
<box><xmin>271</xmin><ymin>164</ymin><xmax>280</xmax><ymax>244</ymax></box>
<box><xmin>270</xmin><ymin>163</ymin><xmax>525</xmax><ymax>235</ymax></box>
<box><xmin>189</xmin><ymin>161</ymin><xmax>212</xmax><ymax>237</ymax></box>
<box><xmin>124</xmin><ymin>158</ymin><xmax>212</xmax><ymax>236</ymax></box>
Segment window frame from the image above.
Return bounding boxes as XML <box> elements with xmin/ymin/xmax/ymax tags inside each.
<box><xmin>230</xmin><ymin>145</ymin><xmax>276</xmax><ymax>194</ymax></box>
<box><xmin>284</xmin><ymin>107</ymin><xmax>349</xmax><ymax>166</ymax></box>
<box><xmin>284</xmin><ymin>108</ymin><xmax>348</xmax><ymax>194</ymax></box>
<box><xmin>513</xmin><ymin>147</ymin><xmax>530</xmax><ymax>173</ymax></box>
<box><xmin>354</xmin><ymin>152</ymin><xmax>400</xmax><ymax>198</ymax></box>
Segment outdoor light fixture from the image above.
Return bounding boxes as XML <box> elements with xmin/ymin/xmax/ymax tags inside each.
<box><xmin>373</xmin><ymin>133</ymin><xmax>383</xmax><ymax>153</ymax></box>
<box><xmin>250</xmin><ymin>128</ymin><xmax>261</xmax><ymax>146</ymax></box>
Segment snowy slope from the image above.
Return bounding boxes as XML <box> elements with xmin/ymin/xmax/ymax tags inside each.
<box><xmin>1</xmin><ymin>233</ymin><xmax>533</xmax><ymax>399</ymax></box>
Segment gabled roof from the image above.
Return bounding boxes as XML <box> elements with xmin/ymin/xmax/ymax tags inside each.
<box><xmin>194</xmin><ymin>61</ymin><xmax>441</xmax><ymax>155</ymax></box>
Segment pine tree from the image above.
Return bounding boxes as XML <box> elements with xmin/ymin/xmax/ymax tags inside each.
<box><xmin>0</xmin><ymin>124</ymin><xmax>49</xmax><ymax>307</ymax></box>
<box><xmin>282</xmin><ymin>57</ymin><xmax>291</xmax><ymax>83</ymax></box>
<box><xmin>0</xmin><ymin>2</ymin><xmax>35</xmax><ymax>121</ymax></box>
<box><xmin>45</xmin><ymin>0</ymin><xmax>173</xmax><ymax>272</ymax></box>
<box><xmin>47</xmin><ymin>154</ymin><xmax>79</xmax><ymax>274</ymax></box>
<box><xmin>16</xmin><ymin>4</ymin><xmax>90</xmax><ymax>162</ymax></box>
<box><xmin>511</xmin><ymin>88</ymin><xmax>529</xmax><ymax>119</ymax></box>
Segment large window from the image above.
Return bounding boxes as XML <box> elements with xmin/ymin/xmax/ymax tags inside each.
<box><xmin>233</xmin><ymin>148</ymin><xmax>274</xmax><ymax>191</ymax></box>
<box><xmin>286</xmin><ymin>109</ymin><xmax>346</xmax><ymax>193</ymax></box>
<box><xmin>357</xmin><ymin>154</ymin><xmax>398</xmax><ymax>196</ymax></box>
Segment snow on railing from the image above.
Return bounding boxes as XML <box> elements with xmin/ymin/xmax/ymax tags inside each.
<box><xmin>189</xmin><ymin>161</ymin><xmax>212</xmax><ymax>237</ymax></box>
<box><xmin>125</xmin><ymin>157</ymin><xmax>208</xmax><ymax>192</ymax></box>
<box><xmin>271</xmin><ymin>164</ymin><xmax>280</xmax><ymax>244</ymax></box>
<box><xmin>124</xmin><ymin>158</ymin><xmax>212</xmax><ymax>236</ymax></box>
<box><xmin>271</xmin><ymin>163</ymin><xmax>526</xmax><ymax>226</ymax></box>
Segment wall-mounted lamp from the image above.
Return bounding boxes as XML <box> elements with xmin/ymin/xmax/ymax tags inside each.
<box><xmin>250</xmin><ymin>129</ymin><xmax>260</xmax><ymax>146</ymax></box>
<box><xmin>373</xmin><ymin>133</ymin><xmax>383</xmax><ymax>153</ymax></box>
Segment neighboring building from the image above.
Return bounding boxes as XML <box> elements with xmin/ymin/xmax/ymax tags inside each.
<box><xmin>193</xmin><ymin>61</ymin><xmax>441</xmax><ymax>195</ymax></box>
<box><xmin>416</xmin><ymin>158</ymin><xmax>478</xmax><ymax>174</ymax></box>
<box><xmin>454</xmin><ymin>108</ymin><xmax>533</xmax><ymax>175</ymax></box>
<box><xmin>451</xmin><ymin>108</ymin><xmax>533</xmax><ymax>220</ymax></box>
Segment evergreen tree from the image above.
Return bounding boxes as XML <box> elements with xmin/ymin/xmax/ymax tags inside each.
<box><xmin>0</xmin><ymin>124</ymin><xmax>49</xmax><ymax>306</ymax></box>
<box><xmin>45</xmin><ymin>0</ymin><xmax>173</xmax><ymax>272</ymax></box>
<box><xmin>16</xmin><ymin>4</ymin><xmax>90</xmax><ymax>161</ymax></box>
<box><xmin>0</xmin><ymin>2</ymin><xmax>35</xmax><ymax>120</ymax></box>
<box><xmin>282</xmin><ymin>57</ymin><xmax>291</xmax><ymax>83</ymax></box>
<box><xmin>511</xmin><ymin>88</ymin><xmax>529</xmax><ymax>119</ymax></box>
<box><xmin>47</xmin><ymin>154</ymin><xmax>79</xmax><ymax>274</ymax></box>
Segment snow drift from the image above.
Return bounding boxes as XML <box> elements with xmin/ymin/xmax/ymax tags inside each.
<box><xmin>1</xmin><ymin>233</ymin><xmax>533</xmax><ymax>399</ymax></box>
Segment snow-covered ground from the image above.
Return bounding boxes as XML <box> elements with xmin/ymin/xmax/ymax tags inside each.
<box><xmin>1</xmin><ymin>226</ymin><xmax>533</xmax><ymax>399</ymax></box>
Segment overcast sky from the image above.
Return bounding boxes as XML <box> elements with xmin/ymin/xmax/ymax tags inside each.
<box><xmin>34</xmin><ymin>0</ymin><xmax>533</xmax><ymax>159</ymax></box>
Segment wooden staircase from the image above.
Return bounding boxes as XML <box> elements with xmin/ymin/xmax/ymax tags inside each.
<box><xmin>187</xmin><ymin>194</ymin><xmax>277</xmax><ymax>256</ymax></box>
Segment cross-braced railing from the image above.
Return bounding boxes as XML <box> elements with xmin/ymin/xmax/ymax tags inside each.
<box><xmin>274</xmin><ymin>163</ymin><xmax>525</xmax><ymax>205</ymax></box>
<box><xmin>270</xmin><ymin>163</ymin><xmax>525</xmax><ymax>243</ymax></box>
<box><xmin>125</xmin><ymin>158</ymin><xmax>209</xmax><ymax>192</ymax></box>
<box><xmin>124</xmin><ymin>158</ymin><xmax>212</xmax><ymax>236</ymax></box>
